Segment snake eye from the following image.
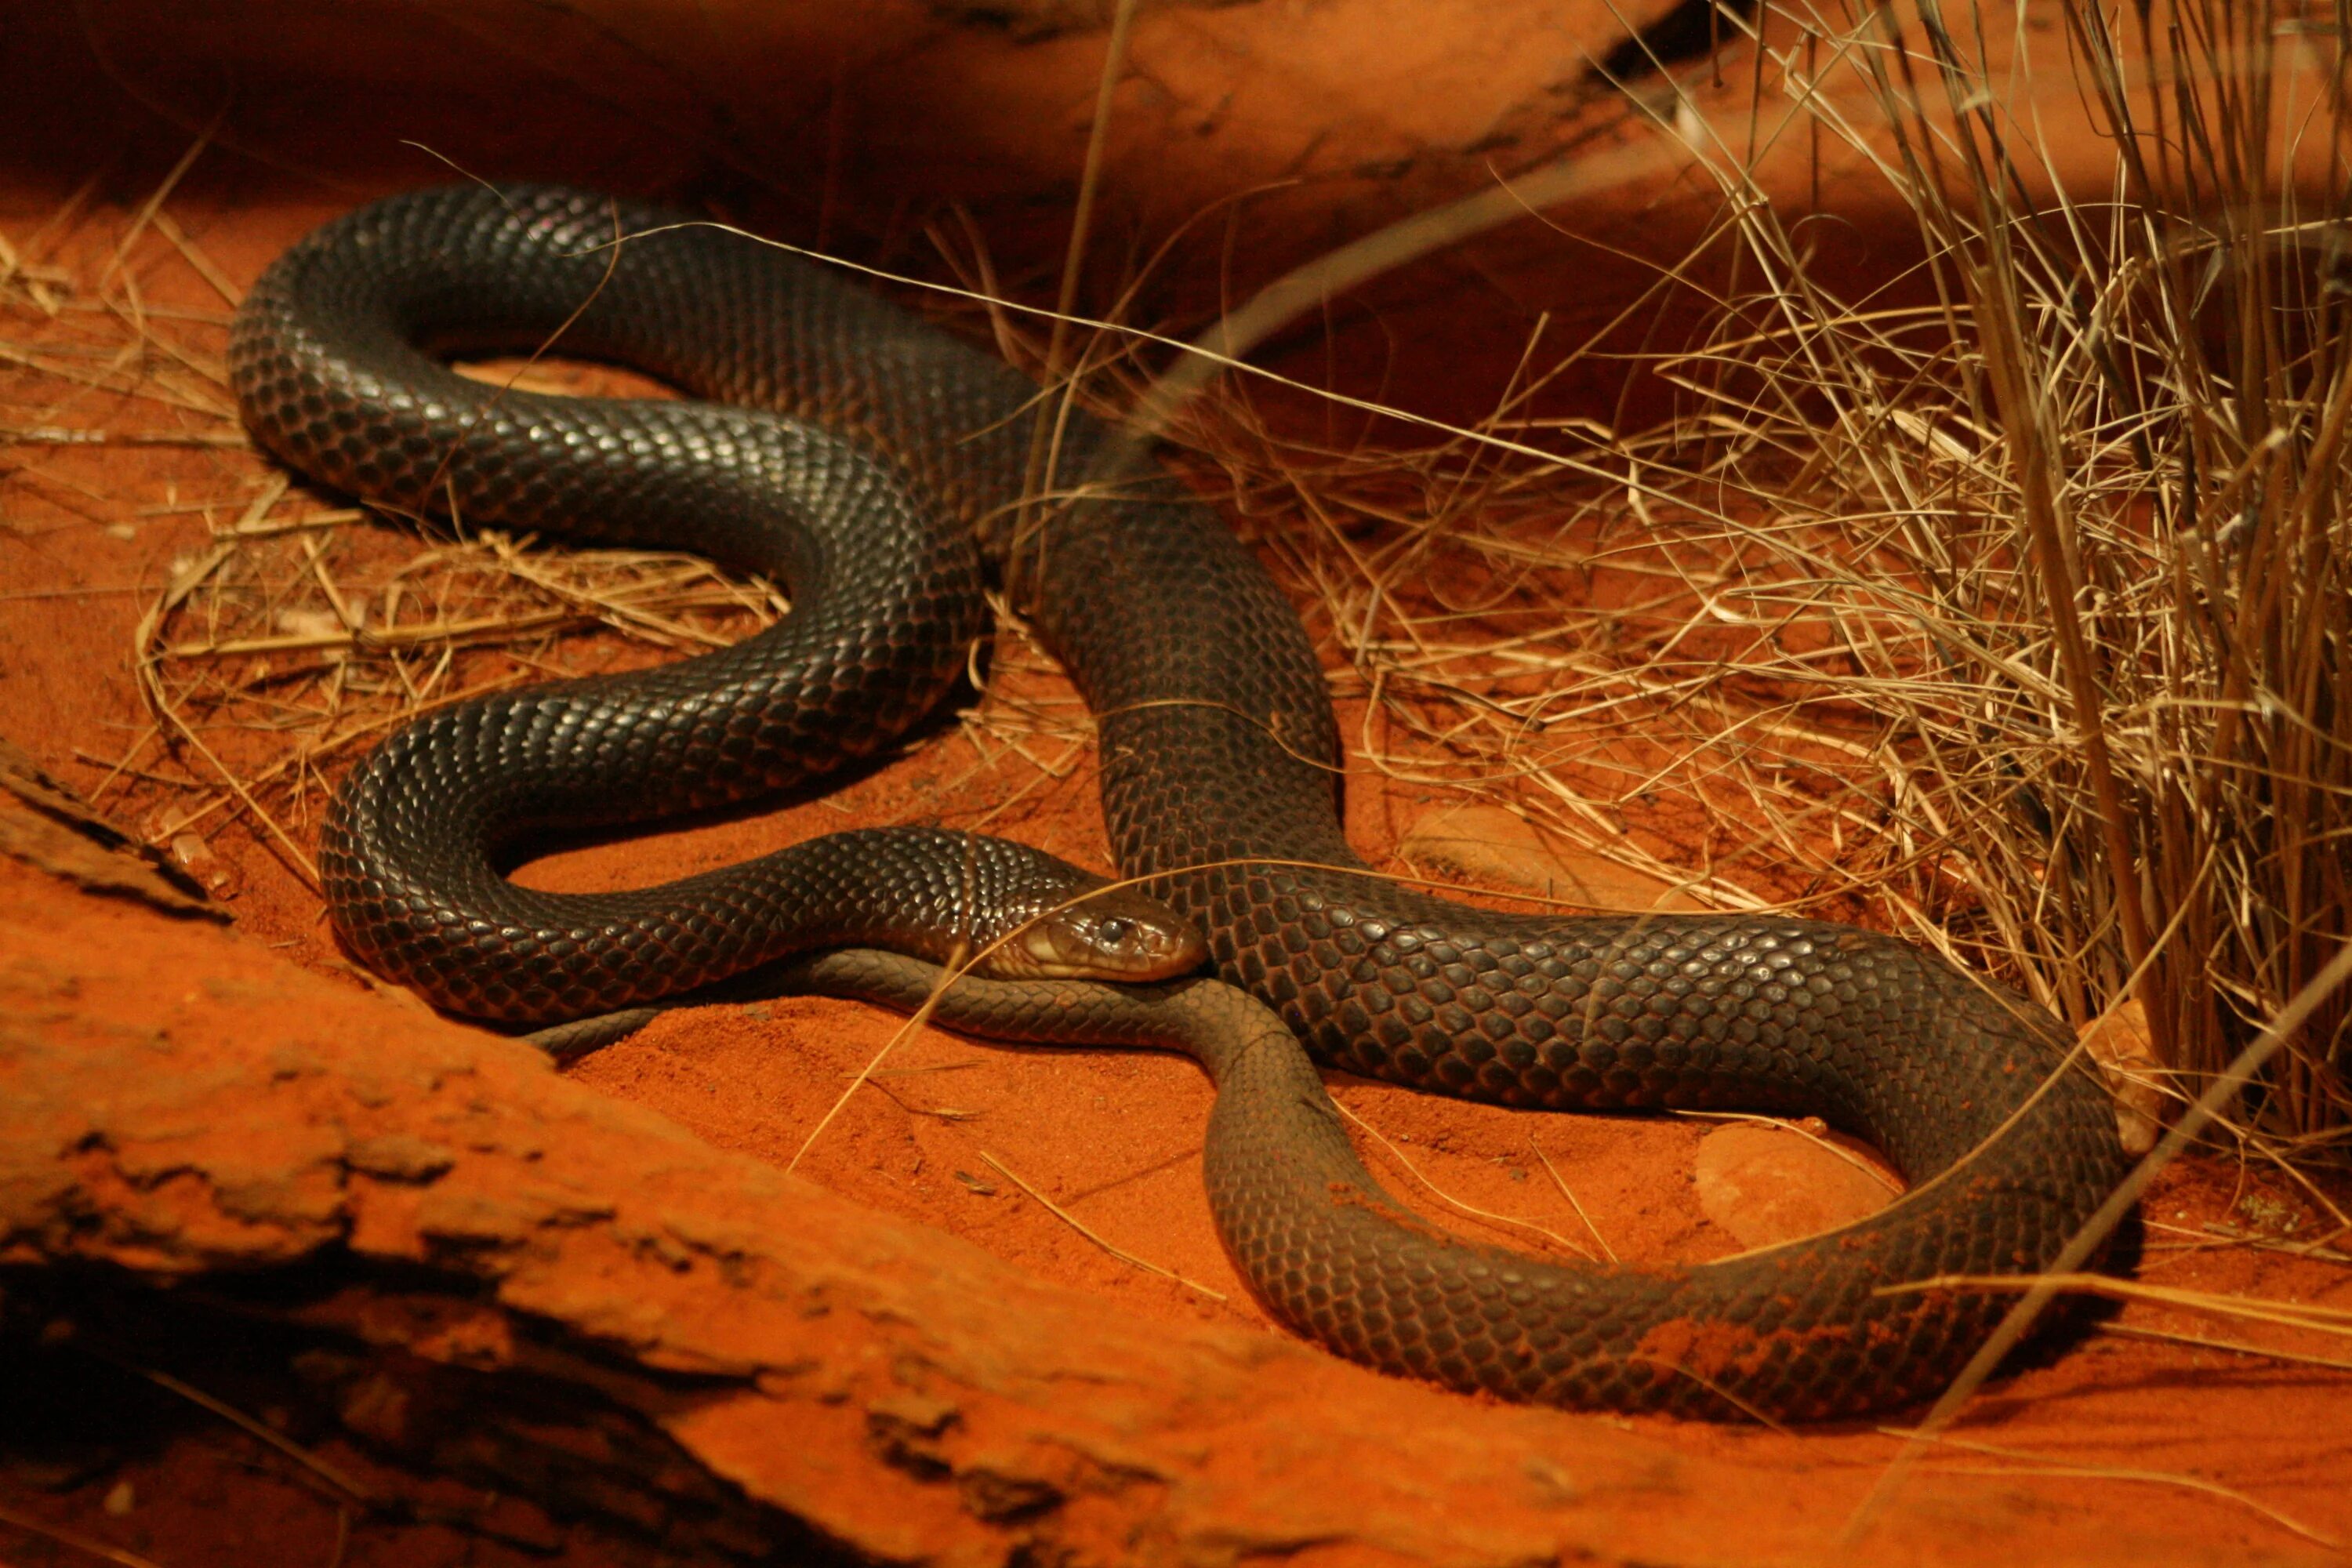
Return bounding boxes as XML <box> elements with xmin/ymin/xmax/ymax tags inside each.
<box><xmin>1007</xmin><ymin>890</ymin><xmax>1203</xmax><ymax>981</ymax></box>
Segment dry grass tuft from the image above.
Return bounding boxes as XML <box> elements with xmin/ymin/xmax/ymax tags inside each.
<box><xmin>132</xmin><ymin>497</ymin><xmax>790</xmax><ymax>877</ymax></box>
<box><xmin>1123</xmin><ymin>0</ymin><xmax>2352</xmax><ymax>1160</ymax></box>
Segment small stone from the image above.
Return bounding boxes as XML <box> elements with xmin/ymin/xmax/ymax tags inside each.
<box><xmin>1692</xmin><ymin>1123</ymin><xmax>1894</xmax><ymax>1248</ymax></box>
<box><xmin>2079</xmin><ymin>1000</ymin><xmax>2165</xmax><ymax>1155</ymax></box>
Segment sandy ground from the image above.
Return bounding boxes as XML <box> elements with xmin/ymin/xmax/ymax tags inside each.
<box><xmin>5</xmin><ymin>9</ymin><xmax>2352</xmax><ymax>1564</ymax></box>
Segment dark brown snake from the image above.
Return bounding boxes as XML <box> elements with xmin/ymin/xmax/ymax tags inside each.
<box><xmin>229</xmin><ymin>184</ymin><xmax>2126</xmax><ymax>1420</ymax></box>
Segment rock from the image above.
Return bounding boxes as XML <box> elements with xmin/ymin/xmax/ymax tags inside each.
<box><xmin>2081</xmin><ymin>999</ymin><xmax>2165</xmax><ymax>1156</ymax></box>
<box><xmin>0</xmin><ymin>735</ymin><xmax>222</xmax><ymax>920</ymax></box>
<box><xmin>1690</xmin><ymin>1123</ymin><xmax>1894</xmax><ymax>1250</ymax></box>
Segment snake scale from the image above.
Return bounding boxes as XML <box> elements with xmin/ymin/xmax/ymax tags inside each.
<box><xmin>230</xmin><ymin>184</ymin><xmax>2125</xmax><ymax>1419</ymax></box>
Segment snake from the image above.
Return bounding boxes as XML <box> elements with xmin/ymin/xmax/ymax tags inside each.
<box><xmin>229</xmin><ymin>183</ymin><xmax>2126</xmax><ymax>1420</ymax></box>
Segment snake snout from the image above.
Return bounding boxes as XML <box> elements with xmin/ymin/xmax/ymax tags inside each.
<box><xmin>1001</xmin><ymin>885</ymin><xmax>1207</xmax><ymax>982</ymax></box>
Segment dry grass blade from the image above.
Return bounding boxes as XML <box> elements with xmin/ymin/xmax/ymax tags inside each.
<box><xmin>2096</xmin><ymin>1320</ymin><xmax>2352</xmax><ymax>1374</ymax></box>
<box><xmin>1880</xmin><ymin>1430</ymin><xmax>2338</xmax><ymax>1548</ymax></box>
<box><xmin>128</xmin><ymin>1363</ymin><xmax>375</xmax><ymax>1503</ymax></box>
<box><xmin>0</xmin><ymin>1501</ymin><xmax>169</xmax><ymax>1568</ymax></box>
<box><xmin>1530</xmin><ymin>1137</ymin><xmax>1618</xmax><ymax>1261</ymax></box>
<box><xmin>1879</xmin><ymin>1272</ymin><xmax>2352</xmax><ymax>1335</ymax></box>
<box><xmin>1330</xmin><ymin>1098</ymin><xmax>1598</xmax><ymax>1260</ymax></box>
<box><xmin>977</xmin><ymin>1149</ymin><xmax>1228</xmax><ymax>1301</ymax></box>
<box><xmin>786</xmin><ymin>944</ymin><xmax>974</xmax><ymax>1174</ymax></box>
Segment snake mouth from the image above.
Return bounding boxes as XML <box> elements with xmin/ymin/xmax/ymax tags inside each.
<box><xmin>995</xmin><ymin>887</ymin><xmax>1208</xmax><ymax>982</ymax></box>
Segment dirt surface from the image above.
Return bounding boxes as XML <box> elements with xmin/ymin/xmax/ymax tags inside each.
<box><xmin>5</xmin><ymin>9</ymin><xmax>2352</xmax><ymax>1565</ymax></box>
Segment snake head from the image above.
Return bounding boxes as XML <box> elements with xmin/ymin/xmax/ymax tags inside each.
<box><xmin>993</xmin><ymin>883</ymin><xmax>1207</xmax><ymax>982</ymax></box>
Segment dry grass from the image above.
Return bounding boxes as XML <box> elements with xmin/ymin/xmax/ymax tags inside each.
<box><xmin>129</xmin><ymin>488</ymin><xmax>792</xmax><ymax>878</ymax></box>
<box><xmin>1</xmin><ymin>210</ymin><xmax>793</xmax><ymax>873</ymax></box>
<box><xmin>1108</xmin><ymin>0</ymin><xmax>2352</xmax><ymax>1160</ymax></box>
<box><xmin>1799</xmin><ymin>0</ymin><xmax>2352</xmax><ymax>1146</ymax></box>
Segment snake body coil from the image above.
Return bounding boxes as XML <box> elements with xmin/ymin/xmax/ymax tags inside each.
<box><xmin>230</xmin><ymin>185</ymin><xmax>2126</xmax><ymax>1419</ymax></box>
